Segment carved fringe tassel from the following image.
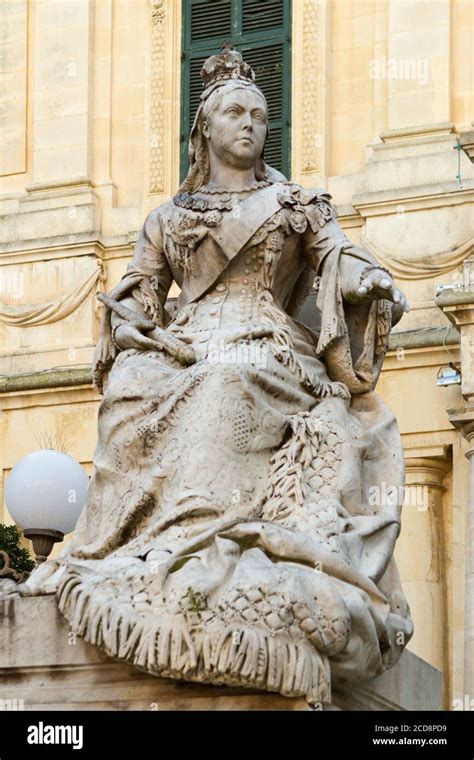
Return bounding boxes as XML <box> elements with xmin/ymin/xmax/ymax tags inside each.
<box><xmin>262</xmin><ymin>413</ymin><xmax>323</xmax><ymax>521</ymax></box>
<box><xmin>56</xmin><ymin>570</ymin><xmax>330</xmax><ymax>705</ymax></box>
<box><xmin>270</xmin><ymin>343</ymin><xmax>350</xmax><ymax>400</ymax></box>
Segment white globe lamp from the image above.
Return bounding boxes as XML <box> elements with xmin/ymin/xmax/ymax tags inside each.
<box><xmin>5</xmin><ymin>450</ymin><xmax>89</xmax><ymax>564</ymax></box>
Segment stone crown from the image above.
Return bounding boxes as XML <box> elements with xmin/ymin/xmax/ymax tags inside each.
<box><xmin>200</xmin><ymin>42</ymin><xmax>256</xmax><ymax>91</ymax></box>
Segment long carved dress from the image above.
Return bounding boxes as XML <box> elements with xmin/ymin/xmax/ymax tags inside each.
<box><xmin>30</xmin><ymin>179</ymin><xmax>413</xmax><ymax>705</ymax></box>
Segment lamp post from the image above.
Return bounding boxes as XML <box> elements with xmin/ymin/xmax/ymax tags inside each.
<box><xmin>5</xmin><ymin>450</ymin><xmax>88</xmax><ymax>565</ymax></box>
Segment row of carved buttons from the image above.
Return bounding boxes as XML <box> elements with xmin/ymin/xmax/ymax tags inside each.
<box><xmin>203</xmin><ymin>281</ymin><xmax>227</xmax><ymax>316</ymax></box>
<box><xmin>239</xmin><ymin>267</ymin><xmax>254</xmax><ymax>325</ymax></box>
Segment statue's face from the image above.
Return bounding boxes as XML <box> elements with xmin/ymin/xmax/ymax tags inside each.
<box><xmin>202</xmin><ymin>87</ymin><xmax>268</xmax><ymax>169</ymax></box>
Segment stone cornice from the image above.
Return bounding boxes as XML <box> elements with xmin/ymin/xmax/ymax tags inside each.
<box><xmin>436</xmin><ymin>291</ymin><xmax>474</xmax><ymax>402</ymax></box>
<box><xmin>353</xmin><ymin>182</ymin><xmax>474</xmax><ymax>217</ymax></box>
<box><xmin>447</xmin><ymin>407</ymin><xmax>474</xmax><ymax>451</ymax></box>
<box><xmin>459</xmin><ymin>130</ymin><xmax>474</xmax><ymax>164</ymax></box>
<box><xmin>379</xmin><ymin>122</ymin><xmax>454</xmax><ymax>144</ymax></box>
<box><xmin>0</xmin><ymin>236</ymin><xmax>135</xmax><ymax>266</ymax></box>
<box><xmin>435</xmin><ymin>290</ymin><xmax>474</xmax><ymax>328</ymax></box>
<box><xmin>0</xmin><ymin>367</ymin><xmax>93</xmax><ymax>394</ymax></box>
<box><xmin>0</xmin><ymin>325</ymin><xmax>461</xmax><ymax>395</ymax></box>
<box><xmin>388</xmin><ymin>326</ymin><xmax>459</xmax><ymax>350</ymax></box>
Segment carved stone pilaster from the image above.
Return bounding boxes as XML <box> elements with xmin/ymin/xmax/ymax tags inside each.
<box><xmin>397</xmin><ymin>451</ymin><xmax>450</xmax><ymax>677</ymax></box>
<box><xmin>301</xmin><ymin>1</ymin><xmax>322</xmax><ymax>174</ymax></box>
<box><xmin>446</xmin><ymin>411</ymin><xmax>474</xmax><ymax>697</ymax></box>
<box><xmin>292</xmin><ymin>0</ymin><xmax>328</xmax><ymax>181</ymax></box>
<box><xmin>149</xmin><ymin>0</ymin><xmax>166</xmax><ymax>194</ymax></box>
<box><xmin>437</xmin><ymin>290</ymin><xmax>474</xmax><ymax>695</ymax></box>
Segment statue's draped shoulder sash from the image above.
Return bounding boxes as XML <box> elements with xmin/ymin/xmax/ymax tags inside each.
<box><xmin>176</xmin><ymin>182</ymin><xmax>287</xmax><ymax>306</ymax></box>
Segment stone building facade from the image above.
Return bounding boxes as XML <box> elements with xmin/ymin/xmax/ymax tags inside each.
<box><xmin>0</xmin><ymin>0</ymin><xmax>473</xmax><ymax>708</ymax></box>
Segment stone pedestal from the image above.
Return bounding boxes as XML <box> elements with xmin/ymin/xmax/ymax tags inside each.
<box><xmin>0</xmin><ymin>596</ymin><xmax>441</xmax><ymax>711</ymax></box>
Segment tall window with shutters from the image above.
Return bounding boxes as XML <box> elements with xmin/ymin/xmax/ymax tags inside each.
<box><xmin>180</xmin><ymin>0</ymin><xmax>292</xmax><ymax>183</ymax></box>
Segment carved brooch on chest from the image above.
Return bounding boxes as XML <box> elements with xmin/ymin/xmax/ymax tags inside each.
<box><xmin>167</xmin><ymin>201</ymin><xmax>224</xmax><ymax>248</ymax></box>
<box><xmin>277</xmin><ymin>186</ymin><xmax>336</xmax><ymax>235</ymax></box>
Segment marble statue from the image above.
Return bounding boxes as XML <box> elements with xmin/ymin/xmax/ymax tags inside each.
<box><xmin>21</xmin><ymin>45</ymin><xmax>413</xmax><ymax>706</ymax></box>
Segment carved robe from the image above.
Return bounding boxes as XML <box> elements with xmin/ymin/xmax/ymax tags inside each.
<box><xmin>26</xmin><ymin>181</ymin><xmax>413</xmax><ymax>705</ymax></box>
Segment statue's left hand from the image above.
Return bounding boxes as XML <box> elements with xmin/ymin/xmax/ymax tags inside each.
<box><xmin>355</xmin><ymin>268</ymin><xmax>410</xmax><ymax>312</ymax></box>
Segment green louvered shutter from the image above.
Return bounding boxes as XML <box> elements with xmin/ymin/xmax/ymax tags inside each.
<box><xmin>180</xmin><ymin>0</ymin><xmax>291</xmax><ymax>183</ymax></box>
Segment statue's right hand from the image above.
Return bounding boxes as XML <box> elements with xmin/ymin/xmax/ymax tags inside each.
<box><xmin>113</xmin><ymin>319</ymin><xmax>163</xmax><ymax>352</ymax></box>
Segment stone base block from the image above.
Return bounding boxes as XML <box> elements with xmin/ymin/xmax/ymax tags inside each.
<box><xmin>0</xmin><ymin>596</ymin><xmax>441</xmax><ymax>711</ymax></box>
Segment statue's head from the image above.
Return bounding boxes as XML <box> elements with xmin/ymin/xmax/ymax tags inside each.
<box><xmin>179</xmin><ymin>43</ymin><xmax>282</xmax><ymax>193</ymax></box>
